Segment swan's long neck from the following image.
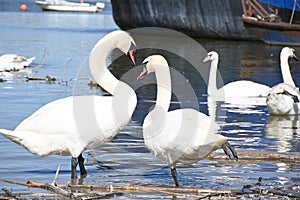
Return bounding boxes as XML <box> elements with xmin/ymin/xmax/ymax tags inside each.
<box><xmin>89</xmin><ymin>39</ymin><xmax>123</xmax><ymax>95</ymax></box>
<box><xmin>155</xmin><ymin>65</ymin><xmax>172</xmax><ymax>112</ymax></box>
<box><xmin>146</xmin><ymin>64</ymin><xmax>172</xmax><ymax>125</ymax></box>
<box><xmin>208</xmin><ymin>59</ymin><xmax>218</xmax><ymax>96</ymax></box>
<box><xmin>281</xmin><ymin>54</ymin><xmax>295</xmax><ymax>87</ymax></box>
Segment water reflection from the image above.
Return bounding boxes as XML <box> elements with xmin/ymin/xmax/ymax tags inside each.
<box><xmin>265</xmin><ymin>115</ymin><xmax>300</xmax><ymax>152</ymax></box>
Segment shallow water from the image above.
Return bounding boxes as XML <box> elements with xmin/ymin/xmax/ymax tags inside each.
<box><xmin>0</xmin><ymin>1</ymin><xmax>300</xmax><ymax>199</ymax></box>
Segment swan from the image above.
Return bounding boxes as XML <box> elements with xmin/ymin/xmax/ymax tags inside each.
<box><xmin>203</xmin><ymin>51</ymin><xmax>271</xmax><ymax>98</ymax></box>
<box><xmin>266</xmin><ymin>47</ymin><xmax>300</xmax><ymax>115</ymax></box>
<box><xmin>0</xmin><ymin>54</ymin><xmax>35</xmax><ymax>72</ymax></box>
<box><xmin>266</xmin><ymin>83</ymin><xmax>300</xmax><ymax>115</ymax></box>
<box><xmin>137</xmin><ymin>55</ymin><xmax>238</xmax><ymax>187</ymax></box>
<box><xmin>0</xmin><ymin>30</ymin><xmax>137</xmax><ymax>178</ymax></box>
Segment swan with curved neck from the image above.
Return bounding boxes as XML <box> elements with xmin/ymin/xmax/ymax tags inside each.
<box><xmin>0</xmin><ymin>30</ymin><xmax>137</xmax><ymax>178</ymax></box>
<box><xmin>266</xmin><ymin>47</ymin><xmax>299</xmax><ymax>115</ymax></box>
<box><xmin>138</xmin><ymin>55</ymin><xmax>238</xmax><ymax>187</ymax></box>
<box><xmin>203</xmin><ymin>51</ymin><xmax>271</xmax><ymax>98</ymax></box>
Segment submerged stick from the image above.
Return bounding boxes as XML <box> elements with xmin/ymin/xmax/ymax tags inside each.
<box><xmin>210</xmin><ymin>151</ymin><xmax>300</xmax><ymax>163</ymax></box>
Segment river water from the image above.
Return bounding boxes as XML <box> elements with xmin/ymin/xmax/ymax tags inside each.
<box><xmin>0</xmin><ymin>0</ymin><xmax>300</xmax><ymax>199</ymax></box>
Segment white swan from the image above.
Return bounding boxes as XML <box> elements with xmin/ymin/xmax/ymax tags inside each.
<box><xmin>137</xmin><ymin>55</ymin><xmax>238</xmax><ymax>187</ymax></box>
<box><xmin>0</xmin><ymin>54</ymin><xmax>35</xmax><ymax>72</ymax></box>
<box><xmin>266</xmin><ymin>83</ymin><xmax>300</xmax><ymax>115</ymax></box>
<box><xmin>0</xmin><ymin>30</ymin><xmax>137</xmax><ymax>178</ymax></box>
<box><xmin>266</xmin><ymin>47</ymin><xmax>300</xmax><ymax>115</ymax></box>
<box><xmin>203</xmin><ymin>51</ymin><xmax>271</xmax><ymax>98</ymax></box>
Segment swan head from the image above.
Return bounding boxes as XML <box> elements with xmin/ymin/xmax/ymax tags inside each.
<box><xmin>281</xmin><ymin>47</ymin><xmax>299</xmax><ymax>61</ymax></box>
<box><xmin>113</xmin><ymin>30</ymin><xmax>137</xmax><ymax>65</ymax></box>
<box><xmin>203</xmin><ymin>51</ymin><xmax>219</xmax><ymax>63</ymax></box>
<box><xmin>137</xmin><ymin>55</ymin><xmax>168</xmax><ymax>80</ymax></box>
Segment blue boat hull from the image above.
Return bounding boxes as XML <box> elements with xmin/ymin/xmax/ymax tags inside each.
<box><xmin>242</xmin><ymin>17</ymin><xmax>300</xmax><ymax>46</ymax></box>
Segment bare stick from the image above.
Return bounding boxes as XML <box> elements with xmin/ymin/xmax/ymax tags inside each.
<box><xmin>52</xmin><ymin>164</ymin><xmax>61</xmax><ymax>185</ymax></box>
<box><xmin>2</xmin><ymin>187</ymin><xmax>16</xmax><ymax>198</ymax></box>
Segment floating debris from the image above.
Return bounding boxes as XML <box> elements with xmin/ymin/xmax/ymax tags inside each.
<box><xmin>24</xmin><ymin>75</ymin><xmax>57</xmax><ymax>83</ymax></box>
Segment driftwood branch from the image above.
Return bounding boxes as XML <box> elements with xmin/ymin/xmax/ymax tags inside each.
<box><xmin>4</xmin><ymin>179</ymin><xmax>300</xmax><ymax>198</ymax></box>
<box><xmin>2</xmin><ymin>151</ymin><xmax>300</xmax><ymax>199</ymax></box>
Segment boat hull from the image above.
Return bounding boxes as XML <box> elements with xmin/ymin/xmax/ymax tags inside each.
<box><xmin>111</xmin><ymin>0</ymin><xmax>300</xmax><ymax>44</ymax></box>
<box><xmin>242</xmin><ymin>17</ymin><xmax>300</xmax><ymax>46</ymax></box>
<box><xmin>111</xmin><ymin>0</ymin><xmax>258</xmax><ymax>40</ymax></box>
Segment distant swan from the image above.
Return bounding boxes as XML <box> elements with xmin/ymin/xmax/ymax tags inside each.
<box><xmin>0</xmin><ymin>30</ymin><xmax>137</xmax><ymax>178</ymax></box>
<box><xmin>203</xmin><ymin>51</ymin><xmax>271</xmax><ymax>98</ymax></box>
<box><xmin>0</xmin><ymin>54</ymin><xmax>35</xmax><ymax>72</ymax></box>
<box><xmin>266</xmin><ymin>47</ymin><xmax>299</xmax><ymax>115</ymax></box>
<box><xmin>137</xmin><ymin>55</ymin><xmax>238</xmax><ymax>187</ymax></box>
<box><xmin>267</xmin><ymin>83</ymin><xmax>300</xmax><ymax>115</ymax></box>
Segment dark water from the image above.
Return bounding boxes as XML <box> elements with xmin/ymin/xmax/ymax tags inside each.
<box><xmin>1</xmin><ymin>1</ymin><xmax>300</xmax><ymax>199</ymax></box>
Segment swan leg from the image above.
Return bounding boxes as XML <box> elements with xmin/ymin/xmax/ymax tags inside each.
<box><xmin>170</xmin><ymin>167</ymin><xmax>180</xmax><ymax>187</ymax></box>
<box><xmin>222</xmin><ymin>141</ymin><xmax>238</xmax><ymax>161</ymax></box>
<box><xmin>78</xmin><ymin>154</ymin><xmax>87</xmax><ymax>176</ymax></box>
<box><xmin>71</xmin><ymin>157</ymin><xmax>78</xmax><ymax>178</ymax></box>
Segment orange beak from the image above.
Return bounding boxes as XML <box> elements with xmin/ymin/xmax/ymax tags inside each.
<box><xmin>127</xmin><ymin>49</ymin><xmax>136</xmax><ymax>66</ymax></box>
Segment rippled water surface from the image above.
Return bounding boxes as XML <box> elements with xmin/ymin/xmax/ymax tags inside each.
<box><xmin>0</xmin><ymin>1</ymin><xmax>300</xmax><ymax>198</ymax></box>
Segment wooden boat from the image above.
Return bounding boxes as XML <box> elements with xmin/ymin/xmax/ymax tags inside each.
<box><xmin>110</xmin><ymin>0</ymin><xmax>300</xmax><ymax>43</ymax></box>
<box><xmin>241</xmin><ymin>0</ymin><xmax>300</xmax><ymax>45</ymax></box>
<box><xmin>35</xmin><ymin>0</ymin><xmax>105</xmax><ymax>13</ymax></box>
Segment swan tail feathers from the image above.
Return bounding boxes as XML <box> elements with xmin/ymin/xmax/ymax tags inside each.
<box><xmin>0</xmin><ymin>129</ymin><xmax>48</xmax><ymax>156</ymax></box>
<box><xmin>222</xmin><ymin>141</ymin><xmax>238</xmax><ymax>161</ymax></box>
<box><xmin>0</xmin><ymin>129</ymin><xmax>23</xmax><ymax>144</ymax></box>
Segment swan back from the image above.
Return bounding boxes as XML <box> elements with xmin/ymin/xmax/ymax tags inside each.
<box><xmin>143</xmin><ymin>108</ymin><xmax>226</xmax><ymax>165</ymax></box>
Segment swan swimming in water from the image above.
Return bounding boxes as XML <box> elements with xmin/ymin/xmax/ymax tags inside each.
<box><xmin>203</xmin><ymin>51</ymin><xmax>271</xmax><ymax>99</ymax></box>
<box><xmin>137</xmin><ymin>55</ymin><xmax>238</xmax><ymax>187</ymax></box>
<box><xmin>0</xmin><ymin>30</ymin><xmax>136</xmax><ymax>178</ymax></box>
<box><xmin>266</xmin><ymin>47</ymin><xmax>299</xmax><ymax>115</ymax></box>
<box><xmin>0</xmin><ymin>54</ymin><xmax>35</xmax><ymax>72</ymax></box>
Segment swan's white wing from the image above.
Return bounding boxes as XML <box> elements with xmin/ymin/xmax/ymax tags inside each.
<box><xmin>221</xmin><ymin>80</ymin><xmax>271</xmax><ymax>97</ymax></box>
<box><xmin>143</xmin><ymin>108</ymin><xmax>226</xmax><ymax>164</ymax></box>
<box><xmin>1</xmin><ymin>95</ymin><xmax>135</xmax><ymax>157</ymax></box>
